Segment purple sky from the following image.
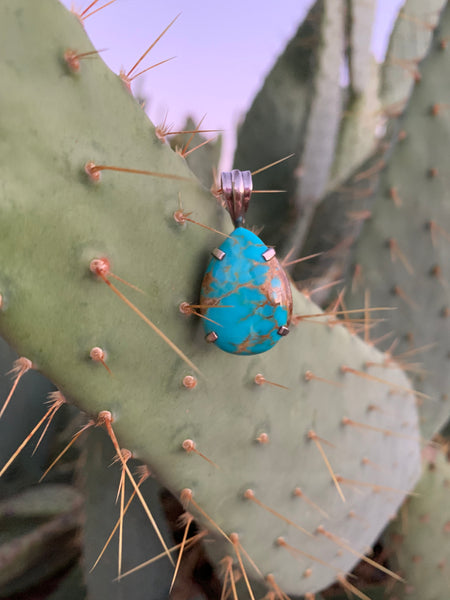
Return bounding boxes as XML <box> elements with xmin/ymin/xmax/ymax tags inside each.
<box><xmin>63</xmin><ymin>0</ymin><xmax>404</xmax><ymax>167</ymax></box>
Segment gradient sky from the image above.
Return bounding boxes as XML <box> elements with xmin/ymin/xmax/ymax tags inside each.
<box><xmin>62</xmin><ymin>0</ymin><xmax>404</xmax><ymax>167</ymax></box>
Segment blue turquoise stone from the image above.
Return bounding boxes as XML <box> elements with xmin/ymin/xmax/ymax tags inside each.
<box><xmin>200</xmin><ymin>227</ymin><xmax>292</xmax><ymax>355</ymax></box>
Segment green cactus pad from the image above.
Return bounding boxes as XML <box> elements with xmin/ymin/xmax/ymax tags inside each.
<box><xmin>384</xmin><ymin>447</ymin><xmax>450</xmax><ymax>600</ymax></box>
<box><xmin>381</xmin><ymin>0</ymin><xmax>447</xmax><ymax>109</ymax></box>
<box><xmin>346</xmin><ymin>0</ymin><xmax>377</xmax><ymax>95</ymax></box>
<box><xmin>327</xmin><ymin>58</ymin><xmax>382</xmax><ymax>192</ymax></box>
<box><xmin>328</xmin><ymin>1</ymin><xmax>380</xmax><ymax>193</ymax></box>
<box><xmin>345</xmin><ymin>3</ymin><xmax>450</xmax><ymax>438</ymax></box>
<box><xmin>0</xmin><ymin>1</ymin><xmax>422</xmax><ymax>595</ymax></box>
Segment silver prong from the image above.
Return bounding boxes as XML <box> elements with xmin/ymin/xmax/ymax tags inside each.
<box><xmin>205</xmin><ymin>331</ymin><xmax>219</xmax><ymax>343</ymax></box>
<box><xmin>262</xmin><ymin>247</ymin><xmax>276</xmax><ymax>262</ymax></box>
<box><xmin>277</xmin><ymin>325</ymin><xmax>289</xmax><ymax>337</ymax></box>
<box><xmin>211</xmin><ymin>248</ymin><xmax>226</xmax><ymax>261</ymax></box>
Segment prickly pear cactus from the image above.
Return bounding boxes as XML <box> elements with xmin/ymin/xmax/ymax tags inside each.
<box><xmin>384</xmin><ymin>447</ymin><xmax>450</xmax><ymax>600</ymax></box>
<box><xmin>380</xmin><ymin>0</ymin><xmax>448</xmax><ymax>109</ymax></box>
<box><xmin>0</xmin><ymin>0</ymin><xmax>425</xmax><ymax>597</ymax></box>
<box><xmin>345</xmin><ymin>1</ymin><xmax>450</xmax><ymax>439</ymax></box>
<box><xmin>233</xmin><ymin>0</ymin><xmax>344</xmax><ymax>253</ymax></box>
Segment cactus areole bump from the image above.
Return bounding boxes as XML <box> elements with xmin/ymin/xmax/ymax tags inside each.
<box><xmin>200</xmin><ymin>170</ymin><xmax>293</xmax><ymax>354</ymax></box>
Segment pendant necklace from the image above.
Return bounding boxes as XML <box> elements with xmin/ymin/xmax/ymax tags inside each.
<box><xmin>200</xmin><ymin>170</ymin><xmax>293</xmax><ymax>355</ymax></box>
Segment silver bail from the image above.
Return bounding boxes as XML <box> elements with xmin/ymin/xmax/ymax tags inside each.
<box><xmin>221</xmin><ymin>170</ymin><xmax>253</xmax><ymax>227</ymax></box>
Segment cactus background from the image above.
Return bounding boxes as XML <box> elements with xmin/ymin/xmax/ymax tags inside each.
<box><xmin>0</xmin><ymin>1</ymin><xmax>449</xmax><ymax>599</ymax></box>
<box><xmin>383</xmin><ymin>445</ymin><xmax>450</xmax><ymax>600</ymax></box>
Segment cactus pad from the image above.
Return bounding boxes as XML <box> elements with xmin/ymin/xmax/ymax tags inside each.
<box><xmin>384</xmin><ymin>447</ymin><xmax>450</xmax><ymax>600</ymax></box>
<box><xmin>0</xmin><ymin>1</ymin><xmax>423</xmax><ymax>595</ymax></box>
<box><xmin>345</xmin><ymin>2</ymin><xmax>450</xmax><ymax>438</ymax></box>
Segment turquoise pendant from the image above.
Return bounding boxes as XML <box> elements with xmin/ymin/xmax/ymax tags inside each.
<box><xmin>200</xmin><ymin>170</ymin><xmax>292</xmax><ymax>355</ymax></box>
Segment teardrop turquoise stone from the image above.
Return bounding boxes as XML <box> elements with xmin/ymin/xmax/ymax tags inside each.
<box><xmin>200</xmin><ymin>227</ymin><xmax>292</xmax><ymax>355</ymax></box>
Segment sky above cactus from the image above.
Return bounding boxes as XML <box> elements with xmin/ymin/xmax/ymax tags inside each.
<box><xmin>63</xmin><ymin>0</ymin><xmax>404</xmax><ymax>167</ymax></box>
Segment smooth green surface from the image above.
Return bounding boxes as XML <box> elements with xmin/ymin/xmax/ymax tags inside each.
<box><xmin>328</xmin><ymin>58</ymin><xmax>381</xmax><ymax>192</ymax></box>
<box><xmin>347</xmin><ymin>0</ymin><xmax>377</xmax><ymax>95</ymax></box>
<box><xmin>0</xmin><ymin>483</ymin><xmax>81</xmax><ymax>520</ymax></box>
<box><xmin>0</xmin><ymin>1</ymin><xmax>423</xmax><ymax>596</ymax></box>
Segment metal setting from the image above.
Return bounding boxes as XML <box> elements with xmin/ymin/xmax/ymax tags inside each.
<box><xmin>205</xmin><ymin>331</ymin><xmax>219</xmax><ymax>343</ymax></box>
<box><xmin>221</xmin><ymin>169</ymin><xmax>253</xmax><ymax>227</ymax></box>
<box><xmin>200</xmin><ymin>169</ymin><xmax>292</xmax><ymax>355</ymax></box>
<box><xmin>262</xmin><ymin>247</ymin><xmax>276</xmax><ymax>262</ymax></box>
<box><xmin>211</xmin><ymin>248</ymin><xmax>226</xmax><ymax>261</ymax></box>
<box><xmin>277</xmin><ymin>325</ymin><xmax>290</xmax><ymax>337</ymax></box>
